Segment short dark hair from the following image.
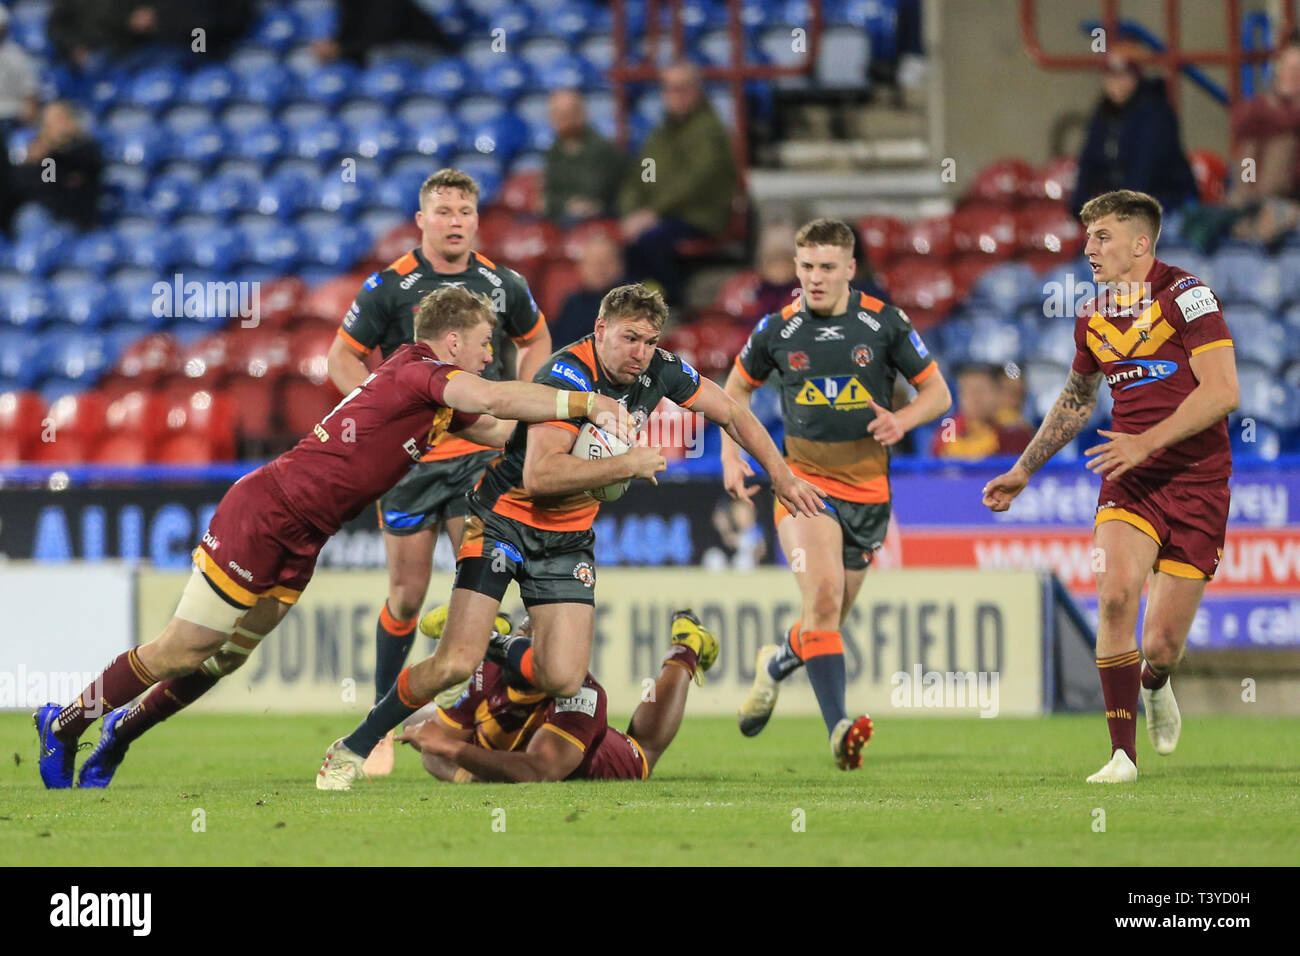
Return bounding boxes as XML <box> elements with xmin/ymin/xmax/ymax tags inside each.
<box><xmin>419</xmin><ymin>168</ymin><xmax>479</xmax><ymax>208</ymax></box>
<box><xmin>598</xmin><ymin>283</ymin><xmax>668</xmax><ymax>330</ymax></box>
<box><xmin>957</xmin><ymin>363</ymin><xmax>1000</xmax><ymax>382</ymax></box>
<box><xmin>413</xmin><ymin>287</ymin><xmax>496</xmax><ymax>342</ymax></box>
<box><xmin>1079</xmin><ymin>189</ymin><xmax>1162</xmax><ymax>244</ymax></box>
<box><xmin>795</xmin><ymin>217</ymin><xmax>856</xmax><ymax>250</ymax></box>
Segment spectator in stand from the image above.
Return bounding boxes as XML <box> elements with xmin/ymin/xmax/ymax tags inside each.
<box><xmin>311</xmin><ymin>0</ymin><xmax>452</xmax><ymax>64</ymax></box>
<box><xmin>0</xmin><ymin>8</ymin><xmax>39</xmax><ymax>141</ymax></box>
<box><xmin>748</xmin><ymin>223</ymin><xmax>799</xmax><ymax>320</ymax></box>
<box><xmin>993</xmin><ymin>364</ymin><xmax>1034</xmax><ymax>456</ymax></box>
<box><xmin>1227</xmin><ymin>39</ymin><xmax>1300</xmax><ymax>244</ymax></box>
<box><xmin>618</xmin><ymin>62</ymin><xmax>737</xmax><ymax>305</ymax></box>
<box><xmin>930</xmin><ymin>364</ymin><xmax>1030</xmax><ymax>461</ymax></box>
<box><xmin>550</xmin><ymin>233</ymin><xmax>626</xmax><ymax>346</ymax></box>
<box><xmin>543</xmin><ymin>89</ymin><xmax>624</xmax><ymax>223</ymax></box>
<box><xmin>1072</xmin><ymin>45</ymin><xmax>1197</xmax><ymax>216</ymax></box>
<box><xmin>1</xmin><ymin>100</ymin><xmax>102</xmax><ymax>235</ymax></box>
<box><xmin>48</xmin><ymin>0</ymin><xmax>252</xmax><ymax>67</ymax></box>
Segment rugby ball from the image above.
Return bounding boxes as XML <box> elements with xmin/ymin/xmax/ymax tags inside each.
<box><xmin>570</xmin><ymin>421</ymin><xmax>631</xmax><ymax>502</ymax></box>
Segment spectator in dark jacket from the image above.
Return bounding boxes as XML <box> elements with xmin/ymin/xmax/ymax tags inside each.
<box><xmin>543</xmin><ymin>90</ymin><xmax>624</xmax><ymax>222</ymax></box>
<box><xmin>551</xmin><ymin>233</ymin><xmax>626</xmax><ymax>346</ymax></box>
<box><xmin>1</xmin><ymin>101</ymin><xmax>102</xmax><ymax>234</ymax></box>
<box><xmin>1072</xmin><ymin>47</ymin><xmax>1198</xmax><ymax>215</ymax></box>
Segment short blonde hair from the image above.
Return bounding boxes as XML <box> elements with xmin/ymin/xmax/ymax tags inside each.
<box><xmin>598</xmin><ymin>283</ymin><xmax>669</xmax><ymax>330</ymax></box>
<box><xmin>1079</xmin><ymin>189</ymin><xmax>1162</xmax><ymax>243</ymax></box>
<box><xmin>413</xmin><ymin>287</ymin><xmax>496</xmax><ymax>342</ymax></box>
<box><xmin>795</xmin><ymin>217</ymin><xmax>855</xmax><ymax>250</ymax></box>
<box><xmin>419</xmin><ymin>168</ymin><xmax>480</xmax><ymax>209</ymax></box>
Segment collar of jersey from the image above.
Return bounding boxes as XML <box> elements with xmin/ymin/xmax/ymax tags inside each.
<box><xmin>412</xmin><ymin>245</ymin><xmax>481</xmax><ymax>277</ymax></box>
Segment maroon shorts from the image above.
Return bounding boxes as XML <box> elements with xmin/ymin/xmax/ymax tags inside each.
<box><xmin>193</xmin><ymin>467</ymin><xmax>330</xmax><ymax>607</ymax></box>
<box><xmin>579</xmin><ymin>729</ymin><xmax>649</xmax><ymax>781</ymax></box>
<box><xmin>1095</xmin><ymin>470</ymin><xmax>1230</xmax><ymax>579</ymax></box>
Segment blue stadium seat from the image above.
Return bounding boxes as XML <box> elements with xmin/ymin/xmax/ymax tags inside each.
<box><xmin>251</xmin><ymin>6</ymin><xmax>304</xmax><ymax>51</ymax></box>
<box><xmin>195</xmin><ymin>169</ymin><xmax>262</xmax><ymax>220</ymax></box>
<box><xmin>126</xmin><ymin>64</ymin><xmax>184</xmax><ymax>110</ymax></box>
<box><xmin>966</xmin><ymin>316</ymin><xmax>1028</xmax><ymax>364</ymax></box>
<box><xmin>103</xmin><ymin>104</ymin><xmax>154</xmax><ymax>132</ymax></box>
<box><xmin>175</xmin><ymin>123</ymin><xmax>232</xmax><ymax>166</ymax></box>
<box><xmin>466</xmin><ymin>113</ymin><xmax>528</xmax><ymax>161</ymax></box>
<box><xmin>578</xmin><ymin>34</ymin><xmax>614</xmax><ymax>71</ymax></box>
<box><xmin>101</xmin><ymin>125</ymin><xmax>171</xmax><ymax>169</ymax></box>
<box><xmin>1237</xmin><ymin>363</ymin><xmax>1296</xmax><ymax>428</ymax></box>
<box><xmin>9</xmin><ymin>201</ymin><xmax>56</xmax><ymax>239</ymax></box>
<box><xmin>338</xmin><ymin>98</ymin><xmax>388</xmax><ymax>131</ymax></box>
<box><xmin>1212</xmin><ymin>250</ymin><xmax>1281</xmax><ymax>310</ymax></box>
<box><xmin>109</xmin><ymin>271</ymin><xmax>169</xmax><ymax>330</ymax></box>
<box><xmin>400</xmin><ymin>115</ymin><xmax>462</xmax><ymax>164</ymax></box>
<box><xmin>180</xmin><ymin>65</ymin><xmax>238</xmax><ymax>108</ymax></box>
<box><xmin>0</xmin><ymin>275</ymin><xmax>53</xmax><ymax>328</ymax></box>
<box><xmin>357</xmin><ymin>209</ymin><xmax>409</xmax><ymax>242</ymax></box>
<box><xmin>1227</xmin><ymin>307</ymin><xmax>1288</xmax><ymax>370</ymax></box>
<box><xmin>495</xmin><ymin>2</ymin><xmax>537</xmax><ymax>36</ymax></box>
<box><xmin>289</xmin><ymin>117</ymin><xmax>348</xmax><ymax>160</ymax></box>
<box><xmin>313</xmin><ymin>177</ymin><xmax>371</xmax><ymax>218</ymax></box>
<box><xmin>301</xmin><ymin>220</ymin><xmax>370</xmax><ymax>270</ymax></box>
<box><xmin>387</xmin><ymin>154</ymin><xmax>437</xmax><ymax>181</ymax></box>
<box><xmin>373</xmin><ymin>169</ymin><xmax>431</xmax><ymax>212</ymax></box>
<box><xmin>221</xmin><ymin>102</ymin><xmax>275</xmax><ymax>134</ymax></box>
<box><xmin>293</xmin><ymin>0</ymin><xmax>338</xmax><ymax>41</ymax></box>
<box><xmin>114</xmin><ymin>219</ymin><xmax>179</xmax><ymax>272</ymax></box>
<box><xmin>280</xmin><ymin>99</ymin><xmax>331</xmax><ymax>131</ymax></box>
<box><xmin>935</xmin><ymin>317</ymin><xmax>974</xmax><ymax>363</ymax></box>
<box><xmin>970</xmin><ymin>262</ymin><xmax>1041</xmax><ymax>311</ymax></box>
<box><xmin>174</xmin><ymin>219</ymin><xmax>246</xmax><ymax>273</ymax></box>
<box><xmin>533</xmin><ymin>56</ymin><xmax>595</xmax><ymax>91</ymax></box>
<box><xmin>230</xmin><ymin>120</ymin><xmax>290</xmax><ymax>163</ymax></box>
<box><xmin>8</xmin><ymin>232</ymin><xmax>68</xmax><ymax>279</ymax></box>
<box><xmin>360</xmin><ymin>60</ymin><xmax>420</xmax><ymax>105</ymax></box>
<box><xmin>71</xmin><ymin>231</ymin><xmax>126</xmax><ymax>277</ymax></box>
<box><xmin>236</xmin><ymin>64</ymin><xmax>296</xmax><ymax>108</ymax></box>
<box><xmin>417</xmin><ymin>59</ymin><xmax>479</xmax><ymax>98</ymax></box>
<box><xmin>1230</xmin><ymin>415</ymin><xmax>1283</xmax><ymax>461</ymax></box>
<box><xmin>395</xmin><ymin>96</ymin><xmax>451</xmax><ymax>129</ymax></box>
<box><xmin>0</xmin><ymin>332</ymin><xmax>43</xmax><ymax>388</ymax></box>
<box><xmin>462</xmin><ymin>37</ymin><xmax>503</xmax><ymax>73</ymax></box>
<box><xmin>51</xmin><ymin>274</ymin><xmax>116</xmax><ymax>329</ymax></box>
<box><xmin>228</xmin><ymin>46</ymin><xmax>282</xmax><ymax>78</ymax></box>
<box><xmin>147</xmin><ymin>167</ymin><xmax>205</xmax><ymax>221</ymax></box>
<box><xmin>1029</xmin><ymin>320</ymin><xmax>1079</xmax><ymax>366</ymax></box>
<box><xmin>352</xmin><ymin>117</ymin><xmax>408</xmax><ymax>164</ymax></box>
<box><xmin>518</xmin><ymin>37</ymin><xmax>571</xmax><ymax>73</ymax></box>
<box><xmin>262</xmin><ymin>163</ymin><xmax>319</xmax><ymax>219</ymax></box>
<box><xmin>163</xmin><ymin>104</ymin><xmax>216</xmax><ymax>136</ymax></box>
<box><xmin>242</xmin><ymin>222</ymin><xmax>305</xmax><ymax>273</ymax></box>
<box><xmin>1273</xmin><ymin>250</ymin><xmax>1300</xmax><ymax>303</ymax></box>
<box><xmin>549</xmin><ymin>1</ymin><xmax>602</xmax><ymax>41</ymax></box>
<box><xmin>303</xmin><ymin>62</ymin><xmax>363</xmax><ymax>107</ymax></box>
<box><xmin>479</xmin><ymin>59</ymin><xmax>532</xmax><ymax>102</ymax></box>
<box><xmin>446</xmin><ymin>155</ymin><xmax>503</xmax><ymax>201</ymax></box>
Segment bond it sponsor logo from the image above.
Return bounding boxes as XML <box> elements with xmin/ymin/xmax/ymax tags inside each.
<box><xmin>1106</xmin><ymin>358</ymin><xmax>1178</xmax><ymax>390</ymax></box>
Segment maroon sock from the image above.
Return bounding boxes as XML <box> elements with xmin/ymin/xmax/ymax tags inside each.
<box><xmin>1097</xmin><ymin>650</ymin><xmax>1141</xmax><ymax>763</ymax></box>
<box><xmin>115</xmin><ymin>670</ymin><xmax>220</xmax><ymax>746</ymax></box>
<box><xmin>664</xmin><ymin>644</ymin><xmax>700</xmax><ymax>679</ymax></box>
<box><xmin>1140</xmin><ymin>662</ymin><xmax>1169</xmax><ymax>691</ymax></box>
<box><xmin>54</xmin><ymin>648</ymin><xmax>159</xmax><ymax>743</ymax></box>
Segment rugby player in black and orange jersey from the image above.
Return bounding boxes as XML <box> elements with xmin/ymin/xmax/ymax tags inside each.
<box><xmin>33</xmin><ymin>288</ymin><xmax>627</xmax><ymax>790</ymax></box>
<box><xmin>983</xmin><ymin>189</ymin><xmax>1239</xmax><ymax>783</ymax></box>
<box><xmin>396</xmin><ymin>610</ymin><xmax>717</xmax><ymax>783</ymax></box>
<box><xmin>316</xmin><ymin>283</ymin><xmax>826</xmax><ymax>790</ymax></box>
<box><xmin>722</xmin><ymin>218</ymin><xmax>952</xmax><ymax>769</ymax></box>
<box><xmin>327</xmin><ymin>168</ymin><xmax>552</xmax><ymax>775</ymax></box>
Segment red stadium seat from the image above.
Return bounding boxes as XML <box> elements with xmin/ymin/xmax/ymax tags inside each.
<box><xmin>539</xmin><ymin>258</ymin><xmax>582</xmax><ymax>319</ymax></box>
<box><xmin>218</xmin><ymin>374</ymin><xmax>278</xmax><ymax>442</ymax></box>
<box><xmin>499</xmin><ymin>169</ymin><xmax>543</xmax><ymax>215</ymax></box>
<box><xmin>895</xmin><ymin>216</ymin><xmax>954</xmax><ymax>259</ymax></box>
<box><xmin>301</xmin><ymin>273</ymin><xmax>367</xmax><ymax>324</ymax></box>
<box><xmin>370</xmin><ymin>223</ymin><xmax>421</xmax><ymax>268</ymax></box>
<box><xmin>1023</xmin><ymin>156</ymin><xmax>1078</xmax><ymax>203</ymax></box>
<box><xmin>107</xmin><ymin>333</ymin><xmax>182</xmax><ymax>388</ymax></box>
<box><xmin>951</xmin><ymin>203</ymin><xmax>1018</xmax><ymax>259</ymax></box>
<box><xmin>1016</xmin><ymin>200</ymin><xmax>1084</xmax><ymax>257</ymax></box>
<box><xmin>44</xmin><ymin>392</ymin><xmax>108</xmax><ymax>447</ymax></box>
<box><xmin>882</xmin><ymin>260</ymin><xmax>956</xmax><ymax>325</ymax></box>
<box><xmin>969</xmin><ymin>158</ymin><xmax>1034</xmax><ymax>204</ymax></box>
<box><xmin>257</xmin><ymin>277</ymin><xmax>309</xmax><ymax>330</ymax></box>
<box><xmin>492</xmin><ymin>219</ymin><xmax>561</xmax><ymax>276</ymax></box>
<box><xmin>674</xmin><ymin>193</ymin><xmax>750</xmax><ymax>261</ymax></box>
<box><xmin>857</xmin><ymin>215</ymin><xmax>906</xmax><ymax>269</ymax></box>
<box><xmin>562</xmin><ymin>219</ymin><xmax>621</xmax><ymax>260</ymax></box>
<box><xmin>714</xmin><ymin>270</ymin><xmax>759</xmax><ymax>318</ymax></box>
<box><xmin>1189</xmin><ymin>149</ymin><xmax>1228</xmax><ymax>203</ymax></box>
<box><xmin>156</xmin><ymin>388</ymin><xmax>236</xmax><ymax>461</ymax></box>
<box><xmin>0</xmin><ymin>390</ymin><xmax>46</xmax><ymax>462</ymax></box>
<box><xmin>293</xmin><ymin>323</ymin><xmax>341</xmax><ymax>385</ymax></box>
<box><xmin>229</xmin><ymin>329</ymin><xmax>294</xmax><ymax>381</ymax></box>
<box><xmin>176</xmin><ymin>333</ymin><xmax>235</xmax><ymax>385</ymax></box>
<box><xmin>475</xmin><ymin>209</ymin><xmax>520</xmax><ymax>256</ymax></box>
<box><xmin>948</xmin><ymin>254</ymin><xmax>999</xmax><ymax>299</ymax></box>
<box><xmin>661</xmin><ymin>324</ymin><xmax>701</xmax><ymax>370</ymax></box>
<box><xmin>686</xmin><ymin>311</ymin><xmax>749</xmax><ymax>379</ymax></box>
<box><xmin>103</xmin><ymin>390</ymin><xmax>168</xmax><ymax>448</ymax></box>
<box><xmin>154</xmin><ymin>432</ymin><xmax>215</xmax><ymax>464</ymax></box>
<box><xmin>278</xmin><ymin>375</ymin><xmax>336</xmax><ymax>438</ymax></box>
<box><xmin>92</xmin><ymin>432</ymin><xmax>152</xmax><ymax>464</ymax></box>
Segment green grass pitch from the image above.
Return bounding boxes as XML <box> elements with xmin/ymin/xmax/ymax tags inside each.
<box><xmin>3</xmin><ymin>713</ymin><xmax>1297</xmax><ymax>866</ymax></box>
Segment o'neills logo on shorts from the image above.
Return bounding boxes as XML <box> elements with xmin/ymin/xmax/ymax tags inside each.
<box><xmin>227</xmin><ymin>561</ymin><xmax>254</xmax><ymax>583</ymax></box>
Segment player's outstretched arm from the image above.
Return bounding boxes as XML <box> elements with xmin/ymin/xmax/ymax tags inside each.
<box><xmin>442</xmin><ymin>373</ymin><xmax>633</xmax><ymax>443</ymax></box>
<box><xmin>983</xmin><ymin>369</ymin><xmax>1102</xmax><ymax>512</ymax></box>
<box><xmin>431</xmin><ymin>727</ymin><xmax>583</xmax><ymax>783</ymax></box>
<box><xmin>522</xmin><ymin>423</ymin><xmax>666</xmax><ymax>497</ymax></box>
<box><xmin>693</xmin><ymin>377</ymin><xmax>824</xmax><ymax>519</ymax></box>
<box><xmin>450</xmin><ymin>414</ymin><xmax>516</xmax><ymax>448</ymax></box>
<box><xmin>719</xmin><ymin>365</ymin><xmax>760</xmax><ymax>504</ymax></box>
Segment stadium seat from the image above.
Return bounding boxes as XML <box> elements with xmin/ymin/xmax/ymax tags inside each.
<box><xmin>1022</xmin><ymin>156</ymin><xmax>1078</xmax><ymax>203</ymax></box>
<box><xmin>0</xmin><ymin>389</ymin><xmax>46</xmax><ymax>462</ymax></box>
<box><xmin>1237</xmin><ymin>363</ymin><xmax>1296</xmax><ymax>428</ymax></box>
<box><xmin>371</xmin><ymin>223</ymin><xmax>422</xmax><ymax>268</ymax></box>
<box><xmin>895</xmin><ymin>216</ymin><xmax>954</xmax><ymax>259</ymax></box>
<box><xmin>947</xmin><ymin>254</ymin><xmax>999</xmax><ymax>301</ymax></box>
<box><xmin>857</xmin><ymin>215</ymin><xmax>906</xmax><ymax>270</ymax></box>
<box><xmin>1211</xmin><ymin>251</ymin><xmax>1282</xmax><ymax>311</ymax></box>
<box><xmin>301</xmin><ymin>274</ymin><xmax>365</xmax><ymax>324</ymax></box>
<box><xmin>688</xmin><ymin>312</ymin><xmax>751</xmax><ymax>379</ymax></box>
<box><xmin>353</xmin><ymin>117</ymin><xmax>408</xmax><ymax>164</ymax></box>
<box><xmin>951</xmin><ymin>203</ymin><xmax>1018</xmax><ymax>260</ymax></box>
<box><xmin>539</xmin><ymin>258</ymin><xmax>582</xmax><ymax>319</ymax></box>
<box><xmin>230</xmin><ymin>120</ymin><xmax>290</xmax><ymax>164</ymax></box>
<box><xmin>301</xmin><ymin>220</ymin><xmax>371</xmax><ymax>271</ymax></box>
<box><xmin>91</xmin><ymin>430</ymin><xmax>154</xmax><ymax>465</ymax></box>
<box><xmin>196</xmin><ymin>168</ymin><xmax>262</xmax><ymax>220</ymax></box>
<box><xmin>0</xmin><ymin>276</ymin><xmax>54</xmax><ymax>327</ymax></box>
<box><xmin>881</xmin><ymin>260</ymin><xmax>956</xmax><ymax>326</ymax></box>
<box><xmin>418</xmin><ymin>59</ymin><xmax>479</xmax><ymax>99</ymax></box>
<box><xmin>1227</xmin><ymin>307</ymin><xmax>1287</xmax><ymax>369</ymax></box>
<box><xmin>106</xmin><ymin>332</ymin><xmax>183</xmax><ymax>387</ymax></box>
<box><xmin>715</xmin><ymin>270</ymin><xmax>761</xmax><ymax>318</ymax></box>
<box><xmin>969</xmin><ymin>158</ymin><xmax>1034</xmax><ymax>205</ymax></box>
<box><xmin>1022</xmin><ymin>359</ymin><xmax>1071</xmax><ymax>421</ymax></box>
<box><xmin>179</xmin><ymin>65</ymin><xmax>237</xmax><ymax>108</ymax></box>
<box><xmin>50</xmin><ymin>274</ymin><xmax>115</xmax><ymax>329</ymax></box>
<box><xmin>360</xmin><ymin>60</ymin><xmax>420</xmax><ymax>105</ymax></box>
<box><xmin>1016</xmin><ymin>200</ymin><xmax>1084</xmax><ymax>257</ymax></box>
<box><xmin>1028</xmin><ymin>318</ymin><xmax>1079</xmax><ymax>366</ymax></box>
<box><xmin>499</xmin><ymin>169</ymin><xmax>543</xmax><ymax>214</ymax></box>
<box><xmin>279</xmin><ymin>374</ymin><xmax>337</xmax><ymax>437</ymax></box>
<box><xmin>966</xmin><ymin>260</ymin><xmax>1042</xmax><ymax>311</ymax></box>
<box><xmin>494</xmin><ymin>219</ymin><xmax>561</xmax><ymax>276</ymax></box>
<box><xmin>1189</xmin><ymin>149</ymin><xmax>1228</xmax><ymax>204</ymax></box>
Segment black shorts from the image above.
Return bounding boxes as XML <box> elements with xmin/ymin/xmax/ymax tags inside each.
<box><xmin>377</xmin><ymin>449</ymin><xmax>499</xmax><ymax>535</ymax></box>
<box><xmin>454</xmin><ymin>495</ymin><xmax>597</xmax><ymax>606</ymax></box>
<box><xmin>776</xmin><ymin>494</ymin><xmax>891</xmax><ymax>571</ymax></box>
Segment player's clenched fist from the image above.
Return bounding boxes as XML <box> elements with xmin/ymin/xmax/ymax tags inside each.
<box><xmin>982</xmin><ymin>465</ymin><xmax>1030</xmax><ymax>513</ymax></box>
<box><xmin>773</xmin><ymin>473</ymin><xmax>826</xmax><ymax>519</ymax></box>
<box><xmin>589</xmin><ymin>396</ymin><xmax>636</xmax><ymax>444</ymax></box>
<box><xmin>866</xmin><ymin>399</ymin><xmax>905</xmax><ymax>446</ymax></box>
<box><xmin>626</xmin><ymin>445</ymin><xmax>667</xmax><ymax>484</ymax></box>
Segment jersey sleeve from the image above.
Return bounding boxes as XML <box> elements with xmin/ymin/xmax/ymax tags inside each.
<box><xmin>735</xmin><ymin>313</ymin><xmax>777</xmax><ymax>386</ymax></box>
<box><xmin>502</xmin><ymin>268</ymin><xmax>548</xmax><ymax>344</ymax></box>
<box><xmin>885</xmin><ymin>307</ymin><xmax>938</xmax><ymax>384</ymax></box>
<box><xmin>1071</xmin><ymin>305</ymin><xmax>1100</xmax><ymax>376</ymax></box>
<box><xmin>337</xmin><ymin>273</ymin><xmax>389</xmax><ymax>354</ymax></box>
<box><xmin>539</xmin><ymin>680</ymin><xmax>606</xmax><ymax>754</ymax></box>
<box><xmin>1168</xmin><ymin>280</ymin><xmax>1234</xmax><ymax>356</ymax></box>
<box><xmin>655</xmin><ymin>349</ymin><xmax>704</xmax><ymax>407</ymax></box>
<box><xmin>424</xmin><ymin>362</ymin><xmax>465</xmax><ymax>406</ymax></box>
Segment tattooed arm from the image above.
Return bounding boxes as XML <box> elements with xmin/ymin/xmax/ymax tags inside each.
<box><xmin>982</xmin><ymin>369</ymin><xmax>1102</xmax><ymax>512</ymax></box>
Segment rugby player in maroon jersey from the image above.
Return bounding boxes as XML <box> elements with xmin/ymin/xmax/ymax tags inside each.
<box><xmin>33</xmin><ymin>288</ymin><xmax>631</xmax><ymax>790</ymax></box>
<box><xmin>983</xmin><ymin>190</ymin><xmax>1239</xmax><ymax>783</ymax></box>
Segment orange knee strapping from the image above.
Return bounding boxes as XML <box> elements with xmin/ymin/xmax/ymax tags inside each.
<box><xmin>380</xmin><ymin>603</ymin><xmax>418</xmax><ymax>636</ymax></box>
<box><xmin>519</xmin><ymin>647</ymin><xmax>535</xmax><ymax>684</ymax></box>
<box><xmin>395</xmin><ymin>668</ymin><xmax>428</xmax><ymax>709</ymax></box>
<box><xmin>798</xmin><ymin>630</ymin><xmax>843</xmax><ymax>659</ymax></box>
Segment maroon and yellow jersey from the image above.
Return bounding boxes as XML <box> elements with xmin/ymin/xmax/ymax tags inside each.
<box><xmin>1071</xmin><ymin>259</ymin><xmax>1234</xmax><ymax>481</ymax></box>
<box><xmin>436</xmin><ymin>662</ymin><xmax>649</xmax><ymax>780</ymax></box>
<box><xmin>262</xmin><ymin>343</ymin><xmax>479</xmax><ymax>535</ymax></box>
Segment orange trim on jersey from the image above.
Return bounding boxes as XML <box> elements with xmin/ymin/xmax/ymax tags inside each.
<box><xmin>781</xmin><ymin>299</ymin><xmax>802</xmax><ymax>319</ymax></box>
<box><xmin>435</xmin><ymin>707</ymin><xmax>465</xmax><ymax>729</ymax></box>
<box><xmin>491</xmin><ymin>493</ymin><xmax>599</xmax><ymax>532</ymax></box>
<box><xmin>788</xmin><ymin>463</ymin><xmax>890</xmax><ymax>504</ymax></box>
<box><xmin>733</xmin><ymin>355</ymin><xmax>763</xmax><ymax>387</ymax></box>
<box><xmin>192</xmin><ymin>547</ymin><xmax>258</xmax><ymax>608</ymax></box>
<box><xmin>679</xmin><ymin>382</ymin><xmax>703</xmax><ymax>408</ymax></box>
<box><xmin>421</xmin><ymin>435</ymin><xmax>496</xmax><ymax>461</ymax></box>
<box><xmin>1190</xmin><ymin>338</ymin><xmax>1233</xmax><ymax>357</ymax></box>
<box><xmin>909</xmin><ymin>361</ymin><xmax>938</xmax><ymax>386</ymax></box>
<box><xmin>512</xmin><ymin>312</ymin><xmax>548</xmax><ymax>343</ymax></box>
<box><xmin>1095</xmin><ymin>507</ymin><xmax>1161</xmax><ymax>545</ymax></box>
<box><xmin>539</xmin><ymin>420</ymin><xmax>581</xmax><ymax>435</ymax></box>
<box><xmin>565</xmin><ymin>339</ymin><xmax>597</xmax><ymax>375</ymax></box>
<box><xmin>1156</xmin><ymin>558</ymin><xmax>1210</xmax><ymax>580</ymax></box>
<box><xmin>472</xmin><ymin>250</ymin><xmax>497</xmax><ymax>270</ymax></box>
<box><xmin>626</xmin><ymin>733</ymin><xmax>651</xmax><ymax>779</ymax></box>
<box><xmin>858</xmin><ymin>292</ymin><xmax>884</xmax><ymax>313</ymax></box>
<box><xmin>335</xmin><ymin>327</ymin><xmax>373</xmax><ymax>356</ymax></box>
<box><xmin>389</xmin><ymin>251</ymin><xmax>419</xmax><ymax>276</ymax></box>
<box><xmin>539</xmin><ymin>723</ymin><xmax>587</xmax><ymax>753</ymax></box>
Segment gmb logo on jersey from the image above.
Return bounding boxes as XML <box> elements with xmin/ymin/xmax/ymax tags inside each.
<box><xmin>795</xmin><ymin>376</ymin><xmax>873</xmax><ymax>409</ymax></box>
<box><xmin>1106</xmin><ymin>358</ymin><xmax>1179</xmax><ymax>390</ymax></box>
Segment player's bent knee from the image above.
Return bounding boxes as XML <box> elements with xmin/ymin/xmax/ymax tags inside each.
<box><xmin>199</xmin><ymin>626</ymin><xmax>266</xmax><ymax>677</ymax></box>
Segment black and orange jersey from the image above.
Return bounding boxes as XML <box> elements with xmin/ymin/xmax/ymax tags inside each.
<box><xmin>472</xmin><ymin>334</ymin><xmax>704</xmax><ymax>531</ymax></box>
<box><xmin>1072</xmin><ymin>258</ymin><xmax>1234</xmax><ymax>481</ymax></box>
<box><xmin>735</xmin><ymin>291</ymin><xmax>936</xmax><ymax>503</ymax></box>
<box><xmin>336</xmin><ymin>246</ymin><xmax>548</xmax><ymax>461</ymax></box>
